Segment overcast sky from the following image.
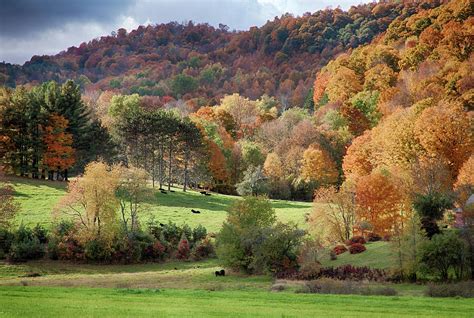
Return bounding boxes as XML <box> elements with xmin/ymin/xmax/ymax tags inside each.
<box><xmin>0</xmin><ymin>0</ymin><xmax>368</xmax><ymax>65</ymax></box>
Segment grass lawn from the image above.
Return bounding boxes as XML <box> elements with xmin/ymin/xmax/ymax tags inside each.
<box><xmin>320</xmin><ymin>241</ymin><xmax>396</xmax><ymax>269</ymax></box>
<box><xmin>1</xmin><ymin>286</ymin><xmax>473</xmax><ymax>318</ymax></box>
<box><xmin>10</xmin><ymin>177</ymin><xmax>313</xmax><ymax>232</ymax></box>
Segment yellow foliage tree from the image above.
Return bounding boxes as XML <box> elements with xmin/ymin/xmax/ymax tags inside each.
<box><xmin>301</xmin><ymin>144</ymin><xmax>339</xmax><ymax>185</ymax></box>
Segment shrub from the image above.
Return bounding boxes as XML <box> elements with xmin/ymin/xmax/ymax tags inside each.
<box><xmin>192</xmin><ymin>225</ymin><xmax>207</xmax><ymax>244</ymax></box>
<box><xmin>320</xmin><ymin>265</ymin><xmax>387</xmax><ymax>281</ymax></box>
<box><xmin>8</xmin><ymin>238</ymin><xmax>45</xmax><ymax>262</ymax></box>
<box><xmin>367</xmin><ymin>232</ymin><xmax>382</xmax><ymax>242</ymax></box>
<box><xmin>294</xmin><ymin>240</ymin><xmax>322</xmax><ymax>280</ymax></box>
<box><xmin>349</xmin><ymin>243</ymin><xmax>366</xmax><ymax>254</ymax></box>
<box><xmin>176</xmin><ymin>237</ymin><xmax>190</xmax><ymax>260</ymax></box>
<box><xmin>425</xmin><ymin>281</ymin><xmax>474</xmax><ymax>298</ymax></box>
<box><xmin>333</xmin><ymin>245</ymin><xmax>347</xmax><ymax>255</ymax></box>
<box><xmin>0</xmin><ymin>227</ymin><xmax>14</xmax><ymax>257</ymax></box>
<box><xmin>346</xmin><ymin>236</ymin><xmax>366</xmax><ymax>245</ymax></box>
<box><xmin>84</xmin><ymin>238</ymin><xmax>113</xmax><ymax>262</ymax></box>
<box><xmin>191</xmin><ymin>238</ymin><xmax>215</xmax><ymax>260</ymax></box>
<box><xmin>419</xmin><ymin>231</ymin><xmax>467</xmax><ymax>280</ymax></box>
<box><xmin>7</xmin><ymin>226</ymin><xmax>45</xmax><ymax>262</ymax></box>
<box><xmin>298</xmin><ymin>278</ymin><xmax>397</xmax><ymax>296</ymax></box>
<box><xmin>32</xmin><ymin>224</ymin><xmax>48</xmax><ymax>244</ymax></box>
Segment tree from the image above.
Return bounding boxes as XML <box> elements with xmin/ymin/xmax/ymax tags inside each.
<box><xmin>42</xmin><ymin>114</ymin><xmax>75</xmax><ymax>181</ymax></box>
<box><xmin>116</xmin><ymin>166</ymin><xmax>150</xmax><ymax>235</ymax></box>
<box><xmin>217</xmin><ymin>196</ymin><xmax>302</xmax><ymax>274</ymax></box>
<box><xmin>454</xmin><ymin>155</ymin><xmax>474</xmax><ymax>205</ymax></box>
<box><xmin>355</xmin><ymin>170</ymin><xmax>410</xmax><ymax>235</ymax></box>
<box><xmin>301</xmin><ymin>144</ymin><xmax>339</xmax><ymax>186</ymax></box>
<box><xmin>414</xmin><ymin>103</ymin><xmax>473</xmax><ymax>178</ymax></box>
<box><xmin>412</xmin><ymin>192</ymin><xmax>453</xmax><ymax>239</ymax></box>
<box><xmin>236</xmin><ymin>165</ymin><xmax>268</xmax><ymax>196</ymax></box>
<box><xmin>310</xmin><ymin>183</ymin><xmax>356</xmax><ymax>243</ymax></box>
<box><xmin>0</xmin><ymin>168</ymin><xmax>19</xmax><ymax>229</ymax></box>
<box><xmin>55</xmin><ymin>161</ymin><xmax>120</xmax><ymax>238</ymax></box>
<box><xmin>419</xmin><ymin>231</ymin><xmax>467</xmax><ymax>281</ymax></box>
<box><xmin>263</xmin><ymin>153</ymin><xmax>283</xmax><ymax>180</ymax></box>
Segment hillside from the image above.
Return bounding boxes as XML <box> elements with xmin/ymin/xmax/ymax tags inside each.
<box><xmin>0</xmin><ymin>1</ymin><xmax>443</xmax><ymax>108</ymax></box>
<box><xmin>10</xmin><ymin>177</ymin><xmax>312</xmax><ymax>232</ymax></box>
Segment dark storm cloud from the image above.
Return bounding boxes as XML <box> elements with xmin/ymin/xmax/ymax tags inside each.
<box><xmin>0</xmin><ymin>0</ymin><xmax>132</xmax><ymax>36</ymax></box>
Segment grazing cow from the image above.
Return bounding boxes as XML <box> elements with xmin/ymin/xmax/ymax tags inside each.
<box><xmin>215</xmin><ymin>269</ymin><xmax>226</xmax><ymax>277</ymax></box>
<box><xmin>170</xmin><ymin>190</ymin><xmax>176</xmax><ymax>193</ymax></box>
<box><xmin>160</xmin><ymin>190</ymin><xmax>167</xmax><ymax>194</ymax></box>
<box><xmin>191</xmin><ymin>209</ymin><xmax>201</xmax><ymax>214</ymax></box>
<box><xmin>205</xmin><ymin>193</ymin><xmax>211</xmax><ymax>196</ymax></box>
<box><xmin>200</xmin><ymin>191</ymin><xmax>207</xmax><ymax>195</ymax></box>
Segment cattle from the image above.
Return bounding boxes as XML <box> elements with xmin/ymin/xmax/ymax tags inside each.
<box><xmin>215</xmin><ymin>269</ymin><xmax>226</xmax><ymax>277</ymax></box>
<box><xmin>191</xmin><ymin>209</ymin><xmax>201</xmax><ymax>214</ymax></box>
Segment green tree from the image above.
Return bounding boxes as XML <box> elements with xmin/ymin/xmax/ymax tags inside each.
<box><xmin>236</xmin><ymin>165</ymin><xmax>268</xmax><ymax>196</ymax></box>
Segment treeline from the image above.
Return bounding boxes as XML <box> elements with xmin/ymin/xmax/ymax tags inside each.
<box><xmin>0</xmin><ymin>1</ymin><xmax>443</xmax><ymax>109</ymax></box>
<box><xmin>0</xmin><ymin>80</ymin><xmax>115</xmax><ymax>179</ymax></box>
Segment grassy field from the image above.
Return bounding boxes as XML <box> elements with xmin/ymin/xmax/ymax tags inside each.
<box><xmin>320</xmin><ymin>241</ymin><xmax>396</xmax><ymax>269</ymax></box>
<box><xmin>1</xmin><ymin>286</ymin><xmax>473</xmax><ymax>318</ymax></box>
<box><xmin>10</xmin><ymin>177</ymin><xmax>313</xmax><ymax>232</ymax></box>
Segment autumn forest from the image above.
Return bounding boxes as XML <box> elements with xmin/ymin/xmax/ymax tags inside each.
<box><xmin>0</xmin><ymin>0</ymin><xmax>473</xmax><ymax>316</ymax></box>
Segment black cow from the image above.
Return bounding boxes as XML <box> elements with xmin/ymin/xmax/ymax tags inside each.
<box><xmin>191</xmin><ymin>209</ymin><xmax>201</xmax><ymax>214</ymax></box>
<box><xmin>215</xmin><ymin>269</ymin><xmax>226</xmax><ymax>277</ymax></box>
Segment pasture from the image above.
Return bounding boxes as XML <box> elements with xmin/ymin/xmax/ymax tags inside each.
<box><xmin>10</xmin><ymin>177</ymin><xmax>313</xmax><ymax>232</ymax></box>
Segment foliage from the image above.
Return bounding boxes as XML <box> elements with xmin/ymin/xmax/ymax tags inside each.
<box><xmin>349</xmin><ymin>243</ymin><xmax>366</xmax><ymax>254</ymax></box>
<box><xmin>298</xmin><ymin>278</ymin><xmax>397</xmax><ymax>296</ymax></box>
<box><xmin>333</xmin><ymin>245</ymin><xmax>347</xmax><ymax>255</ymax></box>
<box><xmin>425</xmin><ymin>281</ymin><xmax>474</xmax><ymax>298</ymax></box>
<box><xmin>311</xmin><ymin>184</ymin><xmax>356</xmax><ymax>243</ymax></box>
<box><xmin>217</xmin><ymin>196</ymin><xmax>304</xmax><ymax>275</ymax></box>
<box><xmin>412</xmin><ymin>192</ymin><xmax>453</xmax><ymax>238</ymax></box>
<box><xmin>346</xmin><ymin>236</ymin><xmax>366</xmax><ymax>245</ymax></box>
<box><xmin>419</xmin><ymin>231</ymin><xmax>468</xmax><ymax>281</ymax></box>
<box><xmin>236</xmin><ymin>165</ymin><xmax>268</xmax><ymax>196</ymax></box>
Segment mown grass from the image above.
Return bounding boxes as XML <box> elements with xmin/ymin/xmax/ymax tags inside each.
<box><xmin>1</xmin><ymin>286</ymin><xmax>473</xmax><ymax>318</ymax></box>
<box><xmin>10</xmin><ymin>177</ymin><xmax>313</xmax><ymax>232</ymax></box>
<box><xmin>320</xmin><ymin>241</ymin><xmax>396</xmax><ymax>269</ymax></box>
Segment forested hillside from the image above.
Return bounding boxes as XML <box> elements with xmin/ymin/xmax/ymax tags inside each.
<box><xmin>0</xmin><ymin>0</ymin><xmax>472</xmax><ymax>205</ymax></box>
<box><xmin>1</xmin><ymin>1</ymin><xmax>442</xmax><ymax>108</ymax></box>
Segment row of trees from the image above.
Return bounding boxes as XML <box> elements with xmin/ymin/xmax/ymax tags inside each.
<box><xmin>0</xmin><ymin>80</ymin><xmax>114</xmax><ymax>180</ymax></box>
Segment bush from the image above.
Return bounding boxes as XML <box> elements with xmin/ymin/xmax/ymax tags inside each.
<box><xmin>367</xmin><ymin>232</ymin><xmax>382</xmax><ymax>242</ymax></box>
<box><xmin>346</xmin><ymin>236</ymin><xmax>366</xmax><ymax>245</ymax></box>
<box><xmin>84</xmin><ymin>238</ymin><xmax>113</xmax><ymax>262</ymax></box>
<box><xmin>32</xmin><ymin>224</ymin><xmax>48</xmax><ymax>244</ymax></box>
<box><xmin>298</xmin><ymin>278</ymin><xmax>397</xmax><ymax>296</ymax></box>
<box><xmin>192</xmin><ymin>238</ymin><xmax>215</xmax><ymax>260</ymax></box>
<box><xmin>320</xmin><ymin>265</ymin><xmax>387</xmax><ymax>281</ymax></box>
<box><xmin>7</xmin><ymin>226</ymin><xmax>45</xmax><ymax>262</ymax></box>
<box><xmin>176</xmin><ymin>237</ymin><xmax>190</xmax><ymax>260</ymax></box>
<box><xmin>419</xmin><ymin>231</ymin><xmax>467</xmax><ymax>280</ymax></box>
<box><xmin>349</xmin><ymin>243</ymin><xmax>366</xmax><ymax>254</ymax></box>
<box><xmin>294</xmin><ymin>240</ymin><xmax>322</xmax><ymax>280</ymax></box>
<box><xmin>333</xmin><ymin>245</ymin><xmax>347</xmax><ymax>255</ymax></box>
<box><xmin>0</xmin><ymin>227</ymin><xmax>14</xmax><ymax>257</ymax></box>
<box><xmin>8</xmin><ymin>238</ymin><xmax>45</xmax><ymax>262</ymax></box>
<box><xmin>192</xmin><ymin>225</ymin><xmax>207</xmax><ymax>244</ymax></box>
<box><xmin>425</xmin><ymin>281</ymin><xmax>474</xmax><ymax>298</ymax></box>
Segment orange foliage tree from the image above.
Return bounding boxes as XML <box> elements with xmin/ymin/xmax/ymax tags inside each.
<box><xmin>43</xmin><ymin>114</ymin><xmax>75</xmax><ymax>180</ymax></box>
<box><xmin>355</xmin><ymin>170</ymin><xmax>410</xmax><ymax>236</ymax></box>
<box><xmin>301</xmin><ymin>144</ymin><xmax>339</xmax><ymax>186</ymax></box>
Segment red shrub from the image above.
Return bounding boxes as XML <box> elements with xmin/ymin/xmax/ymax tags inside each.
<box><xmin>367</xmin><ymin>232</ymin><xmax>382</xmax><ymax>242</ymax></box>
<box><xmin>349</xmin><ymin>243</ymin><xmax>366</xmax><ymax>254</ymax></box>
<box><xmin>333</xmin><ymin>245</ymin><xmax>347</xmax><ymax>255</ymax></box>
<box><xmin>346</xmin><ymin>236</ymin><xmax>366</xmax><ymax>245</ymax></box>
<box><xmin>176</xmin><ymin>238</ymin><xmax>190</xmax><ymax>260</ymax></box>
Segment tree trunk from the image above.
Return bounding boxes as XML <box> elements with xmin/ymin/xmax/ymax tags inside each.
<box><xmin>168</xmin><ymin>138</ymin><xmax>173</xmax><ymax>191</ymax></box>
<box><xmin>183</xmin><ymin>146</ymin><xmax>189</xmax><ymax>192</ymax></box>
<box><xmin>159</xmin><ymin>142</ymin><xmax>164</xmax><ymax>189</ymax></box>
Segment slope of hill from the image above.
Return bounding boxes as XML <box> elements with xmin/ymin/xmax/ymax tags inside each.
<box><xmin>0</xmin><ymin>1</ymin><xmax>443</xmax><ymax>108</ymax></box>
<box><xmin>10</xmin><ymin>177</ymin><xmax>312</xmax><ymax>232</ymax></box>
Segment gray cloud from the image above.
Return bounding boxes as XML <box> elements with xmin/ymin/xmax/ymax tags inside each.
<box><xmin>0</xmin><ymin>0</ymin><xmax>367</xmax><ymax>64</ymax></box>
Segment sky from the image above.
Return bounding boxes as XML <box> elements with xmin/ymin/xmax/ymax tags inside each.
<box><xmin>0</xmin><ymin>0</ymin><xmax>368</xmax><ymax>65</ymax></box>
